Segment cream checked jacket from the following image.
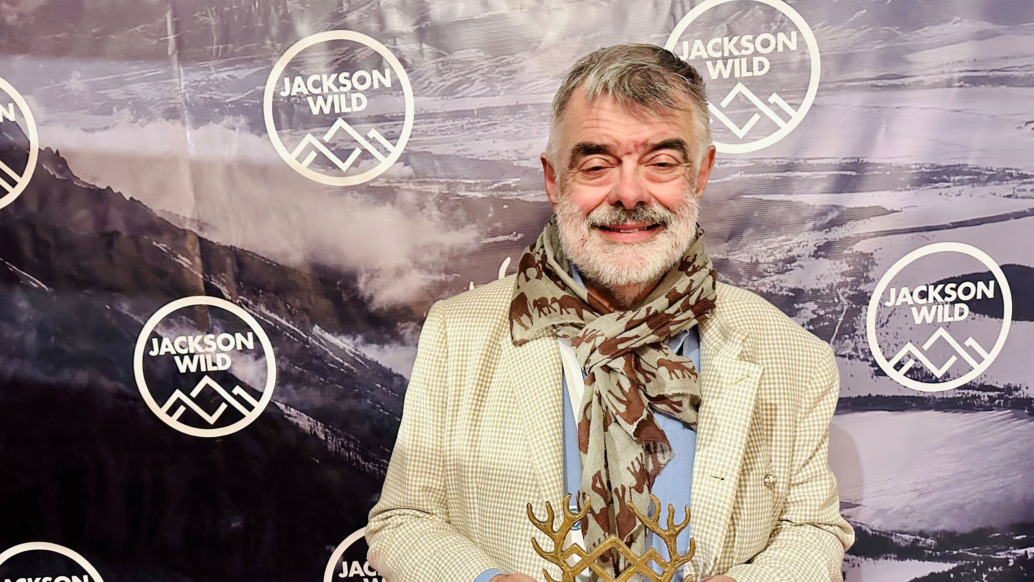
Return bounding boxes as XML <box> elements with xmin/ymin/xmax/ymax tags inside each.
<box><xmin>367</xmin><ymin>276</ymin><xmax>854</xmax><ymax>582</ymax></box>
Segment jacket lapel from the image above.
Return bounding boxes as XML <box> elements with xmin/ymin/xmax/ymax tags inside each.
<box><xmin>503</xmin><ymin>331</ymin><xmax>565</xmax><ymax>503</ymax></box>
<box><xmin>688</xmin><ymin>312</ymin><xmax>762</xmax><ymax>576</ymax></box>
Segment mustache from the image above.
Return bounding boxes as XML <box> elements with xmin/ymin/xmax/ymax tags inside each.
<box><xmin>585</xmin><ymin>204</ymin><xmax>677</xmax><ymax>227</ymax></box>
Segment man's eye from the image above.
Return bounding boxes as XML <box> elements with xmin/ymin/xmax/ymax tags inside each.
<box><xmin>579</xmin><ymin>163</ymin><xmax>612</xmax><ymax>176</ymax></box>
<box><xmin>646</xmin><ymin>160</ymin><xmax>684</xmax><ymax>176</ymax></box>
<box><xmin>648</xmin><ymin>160</ymin><xmax>681</xmax><ymax>170</ymax></box>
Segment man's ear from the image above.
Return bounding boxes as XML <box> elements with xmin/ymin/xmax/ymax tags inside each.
<box><xmin>694</xmin><ymin>145</ymin><xmax>716</xmax><ymax>198</ymax></box>
<box><xmin>541</xmin><ymin>153</ymin><xmax>560</xmax><ymax>210</ymax></box>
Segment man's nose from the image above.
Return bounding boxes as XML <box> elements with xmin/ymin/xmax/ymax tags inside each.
<box><xmin>607</xmin><ymin>161</ymin><xmax>651</xmax><ymax>210</ymax></box>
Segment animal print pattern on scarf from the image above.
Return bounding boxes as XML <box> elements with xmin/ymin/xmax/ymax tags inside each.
<box><xmin>510</xmin><ymin>217</ymin><xmax>717</xmax><ymax>576</ymax></box>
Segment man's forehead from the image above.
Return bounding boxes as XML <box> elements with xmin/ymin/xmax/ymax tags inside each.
<box><xmin>558</xmin><ymin>92</ymin><xmax>693</xmax><ymax>158</ymax></box>
<box><xmin>557</xmin><ymin>89</ymin><xmax>695</xmax><ymax>147</ymax></box>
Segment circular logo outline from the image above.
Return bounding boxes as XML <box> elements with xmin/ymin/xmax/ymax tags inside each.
<box><xmin>866</xmin><ymin>242</ymin><xmax>1013</xmax><ymax>393</ymax></box>
<box><xmin>0</xmin><ymin>76</ymin><xmax>39</xmax><ymax>211</ymax></box>
<box><xmin>664</xmin><ymin>0</ymin><xmax>821</xmax><ymax>154</ymax></box>
<box><xmin>133</xmin><ymin>296</ymin><xmax>277</xmax><ymax>438</ymax></box>
<box><xmin>0</xmin><ymin>542</ymin><xmax>104</xmax><ymax>581</ymax></box>
<box><xmin>263</xmin><ymin>31</ymin><xmax>415</xmax><ymax>186</ymax></box>
<box><xmin>323</xmin><ymin>527</ymin><xmax>369</xmax><ymax>582</ymax></box>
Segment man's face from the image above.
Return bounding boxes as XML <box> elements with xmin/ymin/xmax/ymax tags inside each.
<box><xmin>542</xmin><ymin>88</ymin><xmax>716</xmax><ymax>290</ymax></box>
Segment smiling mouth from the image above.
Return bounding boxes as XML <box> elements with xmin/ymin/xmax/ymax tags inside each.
<box><xmin>597</xmin><ymin>223</ymin><xmax>662</xmax><ymax>234</ymax></box>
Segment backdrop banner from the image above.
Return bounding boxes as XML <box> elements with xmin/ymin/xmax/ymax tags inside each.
<box><xmin>0</xmin><ymin>1</ymin><xmax>1032</xmax><ymax>581</ymax></box>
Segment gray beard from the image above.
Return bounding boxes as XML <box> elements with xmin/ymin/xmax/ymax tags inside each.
<box><xmin>554</xmin><ymin>189</ymin><xmax>699</xmax><ymax>294</ymax></box>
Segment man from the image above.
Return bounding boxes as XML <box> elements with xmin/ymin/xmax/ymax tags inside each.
<box><xmin>367</xmin><ymin>44</ymin><xmax>853</xmax><ymax>582</ymax></box>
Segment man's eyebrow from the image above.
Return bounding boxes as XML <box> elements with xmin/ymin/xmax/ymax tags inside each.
<box><xmin>568</xmin><ymin>142</ymin><xmax>613</xmax><ymax>169</ymax></box>
<box><xmin>649</xmin><ymin>138</ymin><xmax>689</xmax><ymax>160</ymax></box>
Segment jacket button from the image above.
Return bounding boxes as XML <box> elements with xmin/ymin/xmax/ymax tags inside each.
<box><xmin>763</xmin><ymin>474</ymin><xmax>777</xmax><ymax>488</ymax></box>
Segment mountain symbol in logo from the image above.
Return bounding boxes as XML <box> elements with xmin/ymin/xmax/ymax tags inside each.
<box><xmin>0</xmin><ymin>112</ymin><xmax>27</xmax><ymax>194</ymax></box>
<box><xmin>0</xmin><ymin>157</ymin><xmax>22</xmax><ymax>194</ymax></box>
<box><xmin>290</xmin><ymin>118</ymin><xmax>396</xmax><ymax>174</ymax></box>
<box><xmin>708</xmin><ymin>83</ymin><xmax>798</xmax><ymax>139</ymax></box>
<box><xmin>161</xmin><ymin>375</ymin><xmax>260</xmax><ymax>425</ymax></box>
<box><xmin>888</xmin><ymin>327</ymin><xmax>990</xmax><ymax>379</ymax></box>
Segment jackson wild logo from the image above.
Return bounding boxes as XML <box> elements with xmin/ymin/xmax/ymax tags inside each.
<box><xmin>0</xmin><ymin>542</ymin><xmax>103</xmax><ymax>582</ymax></box>
<box><xmin>0</xmin><ymin>76</ymin><xmax>38</xmax><ymax>210</ymax></box>
<box><xmin>324</xmin><ymin>528</ymin><xmax>384</xmax><ymax>582</ymax></box>
<box><xmin>664</xmin><ymin>0</ymin><xmax>820</xmax><ymax>154</ymax></box>
<box><xmin>264</xmin><ymin>31</ymin><xmax>414</xmax><ymax>186</ymax></box>
<box><xmin>133</xmin><ymin>296</ymin><xmax>276</xmax><ymax>437</ymax></box>
<box><xmin>867</xmin><ymin>243</ymin><xmax>1013</xmax><ymax>392</ymax></box>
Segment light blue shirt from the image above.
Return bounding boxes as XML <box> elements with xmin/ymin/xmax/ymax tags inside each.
<box><xmin>476</xmin><ymin>271</ymin><xmax>700</xmax><ymax>582</ymax></box>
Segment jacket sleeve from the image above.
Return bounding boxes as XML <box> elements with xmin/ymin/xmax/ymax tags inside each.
<box><xmin>366</xmin><ymin>302</ymin><xmax>505</xmax><ymax>582</ymax></box>
<box><xmin>722</xmin><ymin>344</ymin><xmax>855</xmax><ymax>582</ymax></box>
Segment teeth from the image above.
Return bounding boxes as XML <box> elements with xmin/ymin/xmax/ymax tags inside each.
<box><xmin>597</xmin><ymin>223</ymin><xmax>659</xmax><ymax>233</ymax></box>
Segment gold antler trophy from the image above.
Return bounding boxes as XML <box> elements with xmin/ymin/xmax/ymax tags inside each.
<box><xmin>527</xmin><ymin>494</ymin><xmax>694</xmax><ymax>582</ymax></box>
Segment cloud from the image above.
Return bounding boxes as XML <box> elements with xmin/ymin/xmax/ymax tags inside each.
<box><xmin>331</xmin><ymin>332</ymin><xmax>420</xmax><ymax>379</ymax></box>
<box><xmin>0</xmin><ymin>0</ymin><xmax>48</xmax><ymax>25</ymax></box>
<box><xmin>47</xmin><ymin>118</ymin><xmax>481</xmax><ymax>308</ymax></box>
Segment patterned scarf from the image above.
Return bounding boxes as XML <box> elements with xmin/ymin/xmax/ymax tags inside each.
<box><xmin>509</xmin><ymin>217</ymin><xmax>717</xmax><ymax>576</ymax></box>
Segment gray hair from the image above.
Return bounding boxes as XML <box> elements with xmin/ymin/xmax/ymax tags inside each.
<box><xmin>546</xmin><ymin>44</ymin><xmax>711</xmax><ymax>165</ymax></box>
